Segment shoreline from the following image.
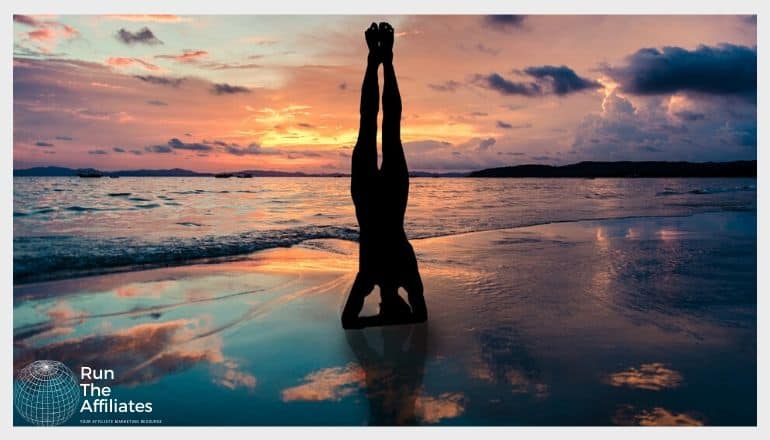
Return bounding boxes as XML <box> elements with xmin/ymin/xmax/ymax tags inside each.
<box><xmin>13</xmin><ymin>207</ymin><xmax>756</xmax><ymax>286</ymax></box>
<box><xmin>13</xmin><ymin>209</ymin><xmax>756</xmax><ymax>425</ymax></box>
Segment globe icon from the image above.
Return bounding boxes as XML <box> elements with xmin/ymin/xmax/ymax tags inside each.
<box><xmin>14</xmin><ymin>360</ymin><xmax>81</xmax><ymax>426</ymax></box>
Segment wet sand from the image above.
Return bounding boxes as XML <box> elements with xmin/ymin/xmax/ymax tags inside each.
<box><xmin>13</xmin><ymin>211</ymin><xmax>756</xmax><ymax>426</ymax></box>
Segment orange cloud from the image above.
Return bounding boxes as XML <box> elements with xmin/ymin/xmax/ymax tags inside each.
<box><xmin>281</xmin><ymin>363</ymin><xmax>365</xmax><ymax>401</ymax></box>
<box><xmin>606</xmin><ymin>363</ymin><xmax>683</xmax><ymax>391</ymax></box>
<box><xmin>106</xmin><ymin>57</ymin><xmax>162</xmax><ymax>72</ymax></box>
<box><xmin>613</xmin><ymin>405</ymin><xmax>704</xmax><ymax>426</ymax></box>
<box><xmin>414</xmin><ymin>392</ymin><xmax>466</xmax><ymax>424</ymax></box>
<box><xmin>156</xmin><ymin>50</ymin><xmax>209</xmax><ymax>63</ymax></box>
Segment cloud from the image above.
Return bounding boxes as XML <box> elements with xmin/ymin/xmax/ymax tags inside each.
<box><xmin>606</xmin><ymin>363</ymin><xmax>683</xmax><ymax>391</ymax></box>
<box><xmin>134</xmin><ymin>75</ymin><xmax>184</xmax><ymax>87</ymax></box>
<box><xmin>484</xmin><ymin>15</ymin><xmax>527</xmax><ymax>30</ymax></box>
<box><xmin>211</xmin><ymin>83</ymin><xmax>250</xmax><ymax>95</ymax></box>
<box><xmin>113</xmin><ymin>147</ymin><xmax>126</xmax><ymax>153</ymax></box>
<box><xmin>156</xmin><ymin>50</ymin><xmax>208</xmax><ymax>63</ymax></box>
<box><xmin>115</xmin><ymin>27</ymin><xmax>163</xmax><ymax>45</ymax></box>
<box><xmin>474</xmin><ymin>66</ymin><xmax>601</xmax><ymax>97</ymax></box>
<box><xmin>414</xmin><ymin>393</ymin><xmax>466</xmax><ymax>424</ymax></box>
<box><xmin>14</xmin><ymin>15</ymin><xmax>40</xmax><ymax>26</ymax></box>
<box><xmin>88</xmin><ymin>149</ymin><xmax>108</xmax><ymax>155</ymax></box>
<box><xmin>604</xmin><ymin>44</ymin><xmax>756</xmax><ymax>100</ymax></box>
<box><xmin>613</xmin><ymin>405</ymin><xmax>704</xmax><ymax>426</ymax></box>
<box><xmin>428</xmin><ymin>80</ymin><xmax>462</xmax><ymax>92</ymax></box>
<box><xmin>198</xmin><ymin>62</ymin><xmax>262</xmax><ymax>70</ymax></box>
<box><xmin>474</xmin><ymin>73</ymin><xmax>541</xmax><ymax>96</ymax></box>
<box><xmin>14</xmin><ymin>15</ymin><xmax>79</xmax><ymax>47</ymax></box>
<box><xmin>55</xmin><ymin>136</ymin><xmax>73</xmax><ymax>141</ymax></box>
<box><xmin>224</xmin><ymin>143</ymin><xmax>264</xmax><ymax>156</ymax></box>
<box><xmin>167</xmin><ymin>138</ymin><xmax>213</xmax><ymax>151</ymax></box>
<box><xmin>281</xmin><ymin>363</ymin><xmax>365</xmax><ymax>402</ymax></box>
<box><xmin>477</xmin><ymin>137</ymin><xmax>496</xmax><ymax>151</ymax></box>
<box><xmin>145</xmin><ymin>145</ymin><xmax>173</xmax><ymax>153</ymax></box>
<box><xmin>572</xmin><ymin>88</ymin><xmax>756</xmax><ymax>162</ymax></box>
<box><xmin>496</xmin><ymin>120</ymin><xmax>512</xmax><ymax>129</ymax></box>
<box><xmin>35</xmin><ymin>141</ymin><xmax>54</xmax><ymax>147</ymax></box>
<box><xmin>146</xmin><ymin>99</ymin><xmax>168</xmax><ymax>106</ymax></box>
<box><xmin>674</xmin><ymin>110</ymin><xmax>705</xmax><ymax>121</ymax></box>
<box><xmin>107</xmin><ymin>57</ymin><xmax>161</xmax><ymax>72</ymax></box>
<box><xmin>522</xmin><ymin>65</ymin><xmax>603</xmax><ymax>95</ymax></box>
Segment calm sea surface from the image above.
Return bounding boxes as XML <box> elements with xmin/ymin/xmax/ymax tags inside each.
<box><xmin>13</xmin><ymin>177</ymin><xmax>756</xmax><ymax>283</ymax></box>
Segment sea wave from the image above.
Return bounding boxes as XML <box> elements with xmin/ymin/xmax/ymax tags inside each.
<box><xmin>656</xmin><ymin>184</ymin><xmax>756</xmax><ymax>196</ymax></box>
<box><xmin>13</xmin><ymin>225</ymin><xmax>360</xmax><ymax>284</ymax></box>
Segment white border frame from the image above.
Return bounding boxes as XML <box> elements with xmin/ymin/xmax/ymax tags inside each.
<box><xmin>2</xmin><ymin>1</ymin><xmax>764</xmax><ymax>439</ymax></box>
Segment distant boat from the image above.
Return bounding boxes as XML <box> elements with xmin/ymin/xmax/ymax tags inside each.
<box><xmin>77</xmin><ymin>171</ymin><xmax>103</xmax><ymax>178</ymax></box>
<box><xmin>214</xmin><ymin>173</ymin><xmax>233</xmax><ymax>178</ymax></box>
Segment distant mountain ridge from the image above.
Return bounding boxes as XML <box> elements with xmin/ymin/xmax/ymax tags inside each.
<box><xmin>13</xmin><ymin>161</ymin><xmax>757</xmax><ymax>178</ymax></box>
<box><xmin>469</xmin><ymin>161</ymin><xmax>757</xmax><ymax>178</ymax></box>
<box><xmin>12</xmin><ymin>166</ymin><xmax>466</xmax><ymax>177</ymax></box>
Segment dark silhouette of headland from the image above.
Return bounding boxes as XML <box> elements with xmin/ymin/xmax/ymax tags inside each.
<box><xmin>469</xmin><ymin>160</ymin><xmax>757</xmax><ymax>178</ymax></box>
<box><xmin>341</xmin><ymin>22</ymin><xmax>428</xmax><ymax>329</ymax></box>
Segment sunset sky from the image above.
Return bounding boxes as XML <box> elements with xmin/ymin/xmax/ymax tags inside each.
<box><xmin>13</xmin><ymin>15</ymin><xmax>756</xmax><ymax>173</ymax></box>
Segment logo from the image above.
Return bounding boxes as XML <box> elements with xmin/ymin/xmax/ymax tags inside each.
<box><xmin>14</xmin><ymin>360</ymin><xmax>81</xmax><ymax>426</ymax></box>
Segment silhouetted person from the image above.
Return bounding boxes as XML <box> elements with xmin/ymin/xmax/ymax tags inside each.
<box><xmin>346</xmin><ymin>323</ymin><xmax>428</xmax><ymax>424</ymax></box>
<box><xmin>342</xmin><ymin>22</ymin><xmax>427</xmax><ymax>329</ymax></box>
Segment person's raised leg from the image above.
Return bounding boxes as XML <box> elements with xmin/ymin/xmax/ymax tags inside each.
<box><xmin>378</xmin><ymin>22</ymin><xmax>409</xmax><ymax>219</ymax></box>
<box><xmin>351</xmin><ymin>23</ymin><xmax>381</xmax><ymax>209</ymax></box>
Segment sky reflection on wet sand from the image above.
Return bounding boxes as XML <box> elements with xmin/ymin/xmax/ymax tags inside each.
<box><xmin>13</xmin><ymin>211</ymin><xmax>756</xmax><ymax>425</ymax></box>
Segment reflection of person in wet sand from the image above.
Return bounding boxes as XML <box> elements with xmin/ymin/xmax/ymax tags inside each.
<box><xmin>346</xmin><ymin>324</ymin><xmax>428</xmax><ymax>425</ymax></box>
<box><xmin>342</xmin><ymin>22</ymin><xmax>427</xmax><ymax>329</ymax></box>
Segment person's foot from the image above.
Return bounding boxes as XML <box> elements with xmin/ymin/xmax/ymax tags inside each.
<box><xmin>379</xmin><ymin>22</ymin><xmax>394</xmax><ymax>64</ymax></box>
<box><xmin>365</xmin><ymin>22</ymin><xmax>380</xmax><ymax>63</ymax></box>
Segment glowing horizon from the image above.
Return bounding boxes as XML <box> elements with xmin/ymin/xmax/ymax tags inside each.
<box><xmin>13</xmin><ymin>15</ymin><xmax>756</xmax><ymax>173</ymax></box>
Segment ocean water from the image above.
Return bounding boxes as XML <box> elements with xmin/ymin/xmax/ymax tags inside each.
<box><xmin>13</xmin><ymin>177</ymin><xmax>756</xmax><ymax>283</ymax></box>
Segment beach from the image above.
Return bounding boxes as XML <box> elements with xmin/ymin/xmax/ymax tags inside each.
<box><xmin>13</xmin><ymin>210</ymin><xmax>756</xmax><ymax>426</ymax></box>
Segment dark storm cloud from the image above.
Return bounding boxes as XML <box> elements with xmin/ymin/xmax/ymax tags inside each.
<box><xmin>116</xmin><ymin>27</ymin><xmax>163</xmax><ymax>45</ymax></box>
<box><xmin>113</xmin><ymin>147</ymin><xmax>126</xmax><ymax>153</ymax></box>
<box><xmin>428</xmin><ymin>80</ymin><xmax>462</xmax><ymax>92</ymax></box>
<box><xmin>35</xmin><ymin>141</ymin><xmax>54</xmax><ymax>147</ymax></box>
<box><xmin>474</xmin><ymin>65</ymin><xmax>601</xmax><ymax>97</ymax></box>
<box><xmin>224</xmin><ymin>143</ymin><xmax>264</xmax><ymax>156</ymax></box>
<box><xmin>167</xmin><ymin>138</ymin><xmax>213</xmax><ymax>151</ymax></box>
<box><xmin>473</xmin><ymin>73</ymin><xmax>541</xmax><ymax>96</ymax></box>
<box><xmin>145</xmin><ymin>145</ymin><xmax>173</xmax><ymax>154</ymax></box>
<box><xmin>146</xmin><ymin>100</ymin><xmax>168</xmax><ymax>106</ymax></box>
<box><xmin>477</xmin><ymin>138</ymin><xmax>496</xmax><ymax>151</ymax></box>
<box><xmin>210</xmin><ymin>83</ymin><xmax>250</xmax><ymax>95</ymax></box>
<box><xmin>605</xmin><ymin>44</ymin><xmax>756</xmax><ymax>99</ymax></box>
<box><xmin>484</xmin><ymin>15</ymin><xmax>527</xmax><ymax>30</ymax></box>
<box><xmin>674</xmin><ymin>111</ymin><xmax>706</xmax><ymax>121</ymax></box>
<box><xmin>134</xmin><ymin>75</ymin><xmax>184</xmax><ymax>87</ymax></box>
<box><xmin>522</xmin><ymin>65</ymin><xmax>602</xmax><ymax>96</ymax></box>
<box><xmin>742</xmin><ymin>15</ymin><xmax>757</xmax><ymax>26</ymax></box>
<box><xmin>88</xmin><ymin>149</ymin><xmax>108</xmax><ymax>155</ymax></box>
<box><xmin>13</xmin><ymin>14</ymin><xmax>40</xmax><ymax>26</ymax></box>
